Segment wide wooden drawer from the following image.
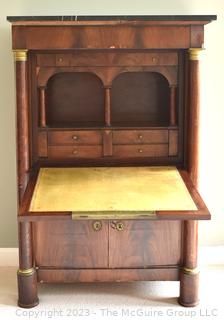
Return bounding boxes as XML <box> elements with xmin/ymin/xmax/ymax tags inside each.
<box><xmin>48</xmin><ymin>146</ymin><xmax>102</xmax><ymax>159</ymax></box>
<box><xmin>36</xmin><ymin>52</ymin><xmax>178</xmax><ymax>67</ymax></box>
<box><xmin>48</xmin><ymin>130</ymin><xmax>102</xmax><ymax>145</ymax></box>
<box><xmin>113</xmin><ymin>144</ymin><xmax>168</xmax><ymax>157</ymax></box>
<box><xmin>113</xmin><ymin>130</ymin><xmax>168</xmax><ymax>144</ymax></box>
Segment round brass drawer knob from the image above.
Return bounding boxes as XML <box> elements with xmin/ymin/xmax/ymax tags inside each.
<box><xmin>116</xmin><ymin>222</ymin><xmax>124</xmax><ymax>231</ymax></box>
<box><xmin>73</xmin><ymin>150</ymin><xmax>78</xmax><ymax>155</ymax></box>
<box><xmin>58</xmin><ymin>58</ymin><xmax>63</xmax><ymax>62</ymax></box>
<box><xmin>72</xmin><ymin>135</ymin><xmax>79</xmax><ymax>140</ymax></box>
<box><xmin>92</xmin><ymin>221</ymin><xmax>102</xmax><ymax>231</ymax></box>
<box><xmin>138</xmin><ymin>134</ymin><xmax>143</xmax><ymax>139</ymax></box>
<box><xmin>138</xmin><ymin>149</ymin><xmax>143</xmax><ymax>153</ymax></box>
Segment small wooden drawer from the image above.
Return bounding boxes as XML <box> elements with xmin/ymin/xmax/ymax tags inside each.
<box><xmin>48</xmin><ymin>146</ymin><xmax>102</xmax><ymax>159</ymax></box>
<box><xmin>48</xmin><ymin>130</ymin><xmax>102</xmax><ymax>145</ymax></box>
<box><xmin>113</xmin><ymin>144</ymin><xmax>168</xmax><ymax>157</ymax></box>
<box><xmin>113</xmin><ymin>130</ymin><xmax>168</xmax><ymax>145</ymax></box>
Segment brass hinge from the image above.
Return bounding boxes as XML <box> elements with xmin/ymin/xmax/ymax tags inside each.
<box><xmin>71</xmin><ymin>211</ymin><xmax>156</xmax><ymax>220</ymax></box>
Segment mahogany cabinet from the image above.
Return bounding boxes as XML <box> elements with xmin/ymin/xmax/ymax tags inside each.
<box><xmin>7</xmin><ymin>15</ymin><xmax>216</xmax><ymax>308</ymax></box>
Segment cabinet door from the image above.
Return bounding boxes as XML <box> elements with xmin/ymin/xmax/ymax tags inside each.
<box><xmin>109</xmin><ymin>220</ymin><xmax>182</xmax><ymax>268</ymax></box>
<box><xmin>34</xmin><ymin>220</ymin><xmax>108</xmax><ymax>268</ymax></box>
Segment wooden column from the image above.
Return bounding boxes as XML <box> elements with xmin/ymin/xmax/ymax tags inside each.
<box><xmin>18</xmin><ymin>222</ymin><xmax>33</xmax><ymax>271</ymax></box>
<box><xmin>39</xmin><ymin>86</ymin><xmax>46</xmax><ymax>127</ymax></box>
<box><xmin>13</xmin><ymin>51</ymin><xmax>38</xmax><ymax>308</ymax></box>
<box><xmin>187</xmin><ymin>48</ymin><xmax>203</xmax><ymax>189</ymax></box>
<box><xmin>179</xmin><ymin>220</ymin><xmax>199</xmax><ymax>307</ymax></box>
<box><xmin>179</xmin><ymin>48</ymin><xmax>202</xmax><ymax>307</ymax></box>
<box><xmin>103</xmin><ymin>86</ymin><xmax>113</xmax><ymax>155</ymax></box>
<box><xmin>17</xmin><ymin>222</ymin><xmax>39</xmax><ymax>308</ymax></box>
<box><xmin>13</xmin><ymin>50</ymin><xmax>30</xmax><ymax>203</ymax></box>
<box><xmin>105</xmin><ymin>86</ymin><xmax>111</xmax><ymax>126</ymax></box>
<box><xmin>169</xmin><ymin>85</ymin><xmax>177</xmax><ymax>126</ymax></box>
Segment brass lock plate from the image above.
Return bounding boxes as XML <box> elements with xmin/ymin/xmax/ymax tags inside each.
<box><xmin>110</xmin><ymin>221</ymin><xmax>125</xmax><ymax>231</ymax></box>
<box><xmin>116</xmin><ymin>222</ymin><xmax>124</xmax><ymax>231</ymax></box>
<box><xmin>92</xmin><ymin>220</ymin><xmax>102</xmax><ymax>231</ymax></box>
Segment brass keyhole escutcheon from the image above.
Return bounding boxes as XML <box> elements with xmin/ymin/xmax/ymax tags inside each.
<box><xmin>116</xmin><ymin>222</ymin><xmax>124</xmax><ymax>231</ymax></box>
<box><xmin>92</xmin><ymin>221</ymin><xmax>102</xmax><ymax>231</ymax></box>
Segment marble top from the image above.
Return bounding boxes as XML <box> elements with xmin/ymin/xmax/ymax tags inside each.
<box><xmin>7</xmin><ymin>15</ymin><xmax>217</xmax><ymax>22</ymax></box>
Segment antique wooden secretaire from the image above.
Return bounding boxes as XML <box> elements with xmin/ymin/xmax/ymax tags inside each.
<box><xmin>7</xmin><ymin>15</ymin><xmax>216</xmax><ymax>308</ymax></box>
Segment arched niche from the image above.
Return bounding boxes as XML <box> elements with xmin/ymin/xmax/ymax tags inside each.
<box><xmin>45</xmin><ymin>72</ymin><xmax>105</xmax><ymax>127</ymax></box>
<box><xmin>111</xmin><ymin>72</ymin><xmax>170</xmax><ymax>127</ymax></box>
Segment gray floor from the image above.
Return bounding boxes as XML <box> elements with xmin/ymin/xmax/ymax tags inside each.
<box><xmin>0</xmin><ymin>266</ymin><xmax>223</xmax><ymax>320</ymax></box>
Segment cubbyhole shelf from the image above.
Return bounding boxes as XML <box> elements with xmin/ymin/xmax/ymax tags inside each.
<box><xmin>111</xmin><ymin>72</ymin><xmax>170</xmax><ymax>127</ymax></box>
<box><xmin>45</xmin><ymin>72</ymin><xmax>105</xmax><ymax>128</ymax></box>
<box><xmin>41</xmin><ymin>71</ymin><xmax>176</xmax><ymax>129</ymax></box>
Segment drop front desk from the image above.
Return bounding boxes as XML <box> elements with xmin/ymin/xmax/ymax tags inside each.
<box><xmin>7</xmin><ymin>15</ymin><xmax>216</xmax><ymax>308</ymax></box>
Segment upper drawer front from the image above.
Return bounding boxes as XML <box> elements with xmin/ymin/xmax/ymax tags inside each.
<box><xmin>48</xmin><ymin>146</ymin><xmax>102</xmax><ymax>159</ymax></box>
<box><xmin>48</xmin><ymin>130</ymin><xmax>102</xmax><ymax>145</ymax></box>
<box><xmin>36</xmin><ymin>52</ymin><xmax>178</xmax><ymax>67</ymax></box>
<box><xmin>113</xmin><ymin>130</ymin><xmax>168</xmax><ymax>145</ymax></box>
<box><xmin>113</xmin><ymin>144</ymin><xmax>168</xmax><ymax>157</ymax></box>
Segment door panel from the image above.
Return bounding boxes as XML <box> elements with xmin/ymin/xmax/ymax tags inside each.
<box><xmin>33</xmin><ymin>220</ymin><xmax>108</xmax><ymax>268</ymax></box>
<box><xmin>109</xmin><ymin>220</ymin><xmax>182</xmax><ymax>268</ymax></box>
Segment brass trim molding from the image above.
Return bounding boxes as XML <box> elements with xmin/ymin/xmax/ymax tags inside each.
<box><xmin>189</xmin><ymin>48</ymin><xmax>203</xmax><ymax>61</ymax></box>
<box><xmin>17</xmin><ymin>267</ymin><xmax>35</xmax><ymax>276</ymax></box>
<box><xmin>13</xmin><ymin>49</ymin><xmax>28</xmax><ymax>61</ymax></box>
<box><xmin>72</xmin><ymin>211</ymin><xmax>156</xmax><ymax>220</ymax></box>
<box><xmin>181</xmin><ymin>267</ymin><xmax>199</xmax><ymax>275</ymax></box>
